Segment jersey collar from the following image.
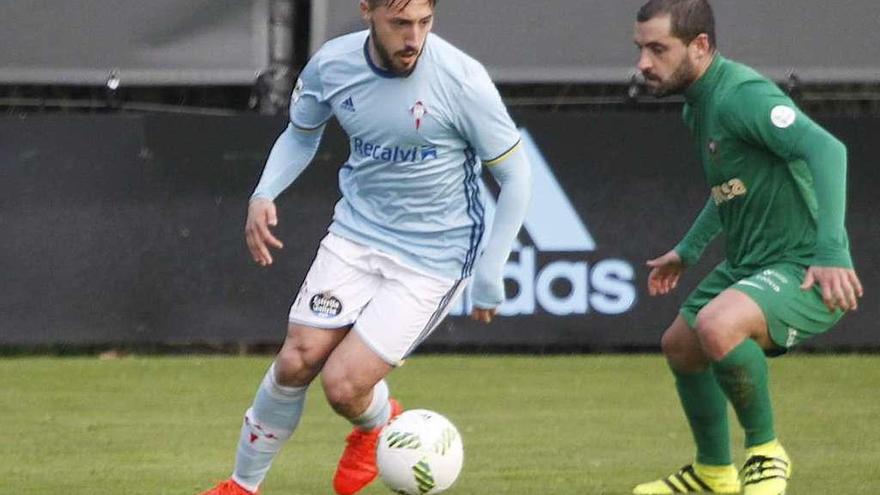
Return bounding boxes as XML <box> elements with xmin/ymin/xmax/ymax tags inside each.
<box><xmin>684</xmin><ymin>53</ymin><xmax>725</xmax><ymax>104</ymax></box>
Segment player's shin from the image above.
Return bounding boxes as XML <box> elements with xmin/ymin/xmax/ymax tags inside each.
<box><xmin>672</xmin><ymin>366</ymin><xmax>733</xmax><ymax>466</ymax></box>
<box><xmin>232</xmin><ymin>363</ymin><xmax>308</xmax><ymax>492</ymax></box>
<box><xmin>710</xmin><ymin>339</ymin><xmax>775</xmax><ymax>448</ymax></box>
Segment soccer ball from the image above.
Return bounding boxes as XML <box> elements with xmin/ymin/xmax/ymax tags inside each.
<box><xmin>377</xmin><ymin>409</ymin><xmax>464</xmax><ymax>494</ymax></box>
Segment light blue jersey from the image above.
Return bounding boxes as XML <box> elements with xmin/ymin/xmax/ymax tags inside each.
<box><xmin>285</xmin><ymin>30</ymin><xmax>522</xmax><ymax>280</ymax></box>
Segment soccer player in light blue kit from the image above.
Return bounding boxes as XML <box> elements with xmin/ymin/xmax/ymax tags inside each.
<box><xmin>199</xmin><ymin>1</ymin><xmax>531</xmax><ymax>494</ymax></box>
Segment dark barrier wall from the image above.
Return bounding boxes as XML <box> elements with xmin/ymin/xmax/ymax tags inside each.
<box><xmin>1</xmin><ymin>113</ymin><xmax>877</xmax><ymax>348</ymax></box>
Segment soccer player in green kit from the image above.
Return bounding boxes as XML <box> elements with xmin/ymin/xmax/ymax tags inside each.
<box><xmin>631</xmin><ymin>1</ymin><xmax>864</xmax><ymax>494</ymax></box>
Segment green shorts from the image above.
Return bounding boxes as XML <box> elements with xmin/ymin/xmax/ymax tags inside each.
<box><xmin>680</xmin><ymin>261</ymin><xmax>844</xmax><ymax>350</ymax></box>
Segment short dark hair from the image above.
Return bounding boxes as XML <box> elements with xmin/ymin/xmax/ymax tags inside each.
<box><xmin>367</xmin><ymin>0</ymin><xmax>437</xmax><ymax>10</ymax></box>
<box><xmin>637</xmin><ymin>0</ymin><xmax>716</xmax><ymax>49</ymax></box>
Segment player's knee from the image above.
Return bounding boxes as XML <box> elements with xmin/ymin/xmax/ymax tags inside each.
<box><xmin>660</xmin><ymin>327</ymin><xmax>683</xmax><ymax>357</ymax></box>
<box><xmin>661</xmin><ymin>328</ymin><xmax>689</xmax><ymax>361</ymax></box>
<box><xmin>274</xmin><ymin>342</ymin><xmax>324</xmax><ymax>386</ymax></box>
<box><xmin>321</xmin><ymin>373</ymin><xmax>363</xmax><ymax>414</ymax></box>
<box><xmin>694</xmin><ymin>311</ymin><xmax>734</xmax><ymax>362</ymax></box>
<box><xmin>661</xmin><ymin>327</ymin><xmax>707</xmax><ymax>372</ymax></box>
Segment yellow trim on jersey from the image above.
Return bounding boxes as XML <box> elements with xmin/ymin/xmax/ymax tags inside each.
<box><xmin>483</xmin><ymin>139</ymin><xmax>522</xmax><ymax>167</ymax></box>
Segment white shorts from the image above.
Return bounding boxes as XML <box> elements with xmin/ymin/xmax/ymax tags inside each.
<box><xmin>289</xmin><ymin>233</ymin><xmax>467</xmax><ymax>366</ymax></box>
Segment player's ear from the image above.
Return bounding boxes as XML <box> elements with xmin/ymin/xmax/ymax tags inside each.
<box><xmin>360</xmin><ymin>0</ymin><xmax>372</xmax><ymax>22</ymax></box>
<box><xmin>691</xmin><ymin>33</ymin><xmax>711</xmax><ymax>58</ymax></box>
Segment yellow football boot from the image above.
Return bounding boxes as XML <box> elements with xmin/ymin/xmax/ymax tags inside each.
<box><xmin>633</xmin><ymin>463</ymin><xmax>741</xmax><ymax>494</ymax></box>
<box><xmin>741</xmin><ymin>440</ymin><xmax>792</xmax><ymax>495</ymax></box>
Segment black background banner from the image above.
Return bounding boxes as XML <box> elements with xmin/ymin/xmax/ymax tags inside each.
<box><xmin>0</xmin><ymin>113</ymin><xmax>876</xmax><ymax>348</ymax></box>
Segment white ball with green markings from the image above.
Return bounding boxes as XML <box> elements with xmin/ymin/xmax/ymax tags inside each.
<box><xmin>377</xmin><ymin>409</ymin><xmax>464</xmax><ymax>494</ymax></box>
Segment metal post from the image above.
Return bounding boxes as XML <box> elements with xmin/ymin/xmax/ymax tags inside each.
<box><xmin>259</xmin><ymin>0</ymin><xmax>296</xmax><ymax>115</ymax></box>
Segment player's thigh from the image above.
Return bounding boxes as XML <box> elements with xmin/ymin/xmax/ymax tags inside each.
<box><xmin>320</xmin><ymin>330</ymin><xmax>395</xmax><ymax>406</ymax></box>
<box><xmin>679</xmin><ymin>261</ymin><xmax>739</xmax><ymax>330</ymax></box>
<box><xmin>288</xmin><ymin>233</ymin><xmax>382</xmax><ymax>330</ymax></box>
<box><xmin>730</xmin><ymin>263</ymin><xmax>844</xmax><ymax>352</ymax></box>
<box><xmin>354</xmin><ymin>267</ymin><xmax>466</xmax><ymax>367</ymax></box>
<box><xmin>275</xmin><ymin>323</ymin><xmax>350</xmax><ymax>386</ymax></box>
<box><xmin>696</xmin><ymin>288</ymin><xmax>771</xmax><ymax>360</ymax></box>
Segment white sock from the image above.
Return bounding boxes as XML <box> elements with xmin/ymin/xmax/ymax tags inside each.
<box><xmin>231</xmin><ymin>363</ymin><xmax>307</xmax><ymax>492</ymax></box>
<box><xmin>350</xmin><ymin>379</ymin><xmax>391</xmax><ymax>431</ymax></box>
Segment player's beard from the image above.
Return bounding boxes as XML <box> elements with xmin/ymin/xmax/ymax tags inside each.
<box><xmin>369</xmin><ymin>21</ymin><xmax>422</xmax><ymax>77</ymax></box>
<box><xmin>646</xmin><ymin>55</ymin><xmax>697</xmax><ymax>97</ymax></box>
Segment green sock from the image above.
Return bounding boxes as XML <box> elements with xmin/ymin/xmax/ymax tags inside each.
<box><xmin>711</xmin><ymin>339</ymin><xmax>776</xmax><ymax>448</ymax></box>
<box><xmin>672</xmin><ymin>366</ymin><xmax>732</xmax><ymax>465</ymax></box>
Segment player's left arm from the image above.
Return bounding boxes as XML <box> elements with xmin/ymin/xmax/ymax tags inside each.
<box><xmin>720</xmin><ymin>83</ymin><xmax>864</xmax><ymax>311</ymax></box>
<box><xmin>472</xmin><ymin>148</ymin><xmax>531</xmax><ymax>322</ymax></box>
<box><xmin>454</xmin><ymin>63</ymin><xmax>532</xmax><ymax>323</ymax></box>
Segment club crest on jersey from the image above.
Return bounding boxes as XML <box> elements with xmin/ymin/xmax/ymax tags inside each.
<box><xmin>411</xmin><ymin>101</ymin><xmax>427</xmax><ymax>131</ymax></box>
<box><xmin>310</xmin><ymin>293</ymin><xmax>342</xmax><ymax>318</ymax></box>
<box><xmin>708</xmin><ymin>140</ymin><xmax>718</xmax><ymax>154</ymax></box>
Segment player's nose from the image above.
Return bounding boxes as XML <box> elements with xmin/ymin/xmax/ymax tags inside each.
<box><xmin>637</xmin><ymin>51</ymin><xmax>653</xmax><ymax>73</ymax></box>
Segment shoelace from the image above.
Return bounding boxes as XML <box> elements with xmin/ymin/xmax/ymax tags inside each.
<box><xmin>661</xmin><ymin>465</ymin><xmax>714</xmax><ymax>493</ymax></box>
<box><xmin>741</xmin><ymin>455</ymin><xmax>789</xmax><ymax>485</ymax></box>
<box><xmin>343</xmin><ymin>429</ymin><xmax>379</xmax><ymax>463</ymax></box>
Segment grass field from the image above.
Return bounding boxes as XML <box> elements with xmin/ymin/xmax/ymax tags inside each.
<box><xmin>2</xmin><ymin>354</ymin><xmax>878</xmax><ymax>494</ymax></box>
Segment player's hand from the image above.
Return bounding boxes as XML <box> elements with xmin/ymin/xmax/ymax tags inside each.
<box><xmin>245</xmin><ymin>198</ymin><xmax>284</xmax><ymax>266</ymax></box>
<box><xmin>801</xmin><ymin>266</ymin><xmax>864</xmax><ymax>312</ymax></box>
<box><xmin>470</xmin><ymin>307</ymin><xmax>497</xmax><ymax>324</ymax></box>
<box><xmin>646</xmin><ymin>249</ymin><xmax>685</xmax><ymax>296</ymax></box>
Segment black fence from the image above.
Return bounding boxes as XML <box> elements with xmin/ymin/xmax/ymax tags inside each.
<box><xmin>1</xmin><ymin>113</ymin><xmax>876</xmax><ymax>349</ymax></box>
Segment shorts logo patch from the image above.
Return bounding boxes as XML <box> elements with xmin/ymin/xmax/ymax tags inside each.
<box><xmin>310</xmin><ymin>293</ymin><xmax>342</xmax><ymax>318</ymax></box>
<box><xmin>771</xmin><ymin>105</ymin><xmax>797</xmax><ymax>129</ymax></box>
<box><xmin>786</xmin><ymin>327</ymin><xmax>800</xmax><ymax>348</ymax></box>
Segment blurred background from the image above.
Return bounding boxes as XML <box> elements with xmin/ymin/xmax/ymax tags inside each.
<box><xmin>2</xmin><ymin>0</ymin><xmax>878</xmax><ymax>353</ymax></box>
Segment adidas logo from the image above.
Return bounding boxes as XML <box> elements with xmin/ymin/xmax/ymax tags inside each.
<box><xmin>451</xmin><ymin>129</ymin><xmax>637</xmax><ymax>317</ymax></box>
<box><xmin>341</xmin><ymin>96</ymin><xmax>356</xmax><ymax>112</ymax></box>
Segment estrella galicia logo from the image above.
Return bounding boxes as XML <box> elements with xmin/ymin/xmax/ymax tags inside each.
<box><xmin>451</xmin><ymin>129</ymin><xmax>637</xmax><ymax>317</ymax></box>
<box><xmin>310</xmin><ymin>294</ymin><xmax>342</xmax><ymax>318</ymax></box>
<box><xmin>353</xmin><ymin>137</ymin><xmax>438</xmax><ymax>163</ymax></box>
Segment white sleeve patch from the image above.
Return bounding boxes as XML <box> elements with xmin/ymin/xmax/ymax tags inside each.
<box><xmin>770</xmin><ymin>105</ymin><xmax>797</xmax><ymax>129</ymax></box>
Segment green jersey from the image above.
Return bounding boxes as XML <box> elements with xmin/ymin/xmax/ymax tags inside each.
<box><xmin>674</xmin><ymin>55</ymin><xmax>852</xmax><ymax>271</ymax></box>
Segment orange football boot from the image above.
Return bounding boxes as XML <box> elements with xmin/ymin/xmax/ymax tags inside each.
<box><xmin>332</xmin><ymin>399</ymin><xmax>404</xmax><ymax>495</ymax></box>
<box><xmin>198</xmin><ymin>479</ymin><xmax>257</xmax><ymax>495</ymax></box>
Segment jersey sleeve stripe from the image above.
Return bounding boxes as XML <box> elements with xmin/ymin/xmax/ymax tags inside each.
<box><xmin>291</xmin><ymin>120</ymin><xmax>328</xmax><ymax>132</ymax></box>
<box><xmin>483</xmin><ymin>139</ymin><xmax>522</xmax><ymax>166</ymax></box>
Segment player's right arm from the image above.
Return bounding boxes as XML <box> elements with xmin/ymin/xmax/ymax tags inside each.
<box><xmin>647</xmin><ymin>197</ymin><xmax>721</xmax><ymax>296</ymax></box>
<box><xmin>246</xmin><ymin>53</ymin><xmax>333</xmax><ymax>266</ymax></box>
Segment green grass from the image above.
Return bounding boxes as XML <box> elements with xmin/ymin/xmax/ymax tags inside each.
<box><xmin>1</xmin><ymin>355</ymin><xmax>878</xmax><ymax>494</ymax></box>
